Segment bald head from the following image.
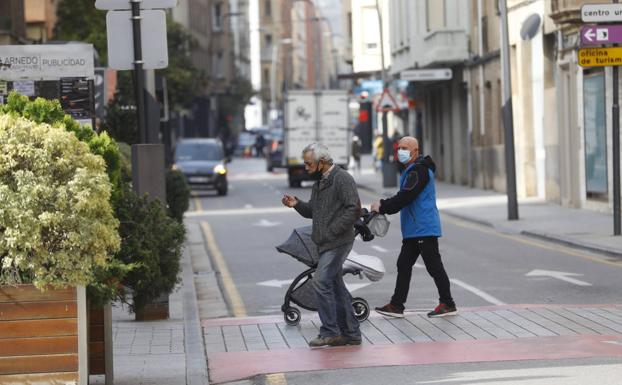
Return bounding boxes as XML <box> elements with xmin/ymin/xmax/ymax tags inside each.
<box><xmin>397</xmin><ymin>136</ymin><xmax>420</xmax><ymax>165</ymax></box>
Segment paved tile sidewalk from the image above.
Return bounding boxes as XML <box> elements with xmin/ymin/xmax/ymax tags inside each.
<box><xmin>203</xmin><ymin>305</ymin><xmax>622</xmax><ymax>353</ymax></box>
<box><xmin>203</xmin><ymin>304</ymin><xmax>622</xmax><ymax>383</ymax></box>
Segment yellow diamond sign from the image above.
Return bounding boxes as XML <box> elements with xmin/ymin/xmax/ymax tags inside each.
<box><xmin>579</xmin><ymin>47</ymin><xmax>622</xmax><ymax>67</ymax></box>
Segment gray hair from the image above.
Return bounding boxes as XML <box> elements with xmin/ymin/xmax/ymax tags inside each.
<box><xmin>302</xmin><ymin>142</ymin><xmax>333</xmax><ymax>164</ymax></box>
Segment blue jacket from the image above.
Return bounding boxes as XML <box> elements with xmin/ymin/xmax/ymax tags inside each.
<box><xmin>379</xmin><ymin>155</ymin><xmax>442</xmax><ymax>238</ymax></box>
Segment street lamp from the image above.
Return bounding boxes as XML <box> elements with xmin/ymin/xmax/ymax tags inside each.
<box><xmin>270</xmin><ymin>38</ymin><xmax>292</xmax><ymax>121</ymax></box>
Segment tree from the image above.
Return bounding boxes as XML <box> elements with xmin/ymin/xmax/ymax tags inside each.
<box><xmin>54</xmin><ymin>0</ymin><xmax>108</xmax><ymax>64</ymax></box>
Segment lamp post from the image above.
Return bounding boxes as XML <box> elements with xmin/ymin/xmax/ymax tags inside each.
<box><xmin>499</xmin><ymin>0</ymin><xmax>519</xmax><ymax>220</ymax></box>
<box><xmin>270</xmin><ymin>38</ymin><xmax>292</xmax><ymax>120</ymax></box>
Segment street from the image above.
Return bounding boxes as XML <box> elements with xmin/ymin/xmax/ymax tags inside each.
<box><xmin>185</xmin><ymin>157</ymin><xmax>622</xmax><ymax>319</ymax></box>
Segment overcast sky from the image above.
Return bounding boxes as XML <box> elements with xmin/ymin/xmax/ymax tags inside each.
<box><xmin>314</xmin><ymin>0</ymin><xmax>343</xmax><ymax>36</ymax></box>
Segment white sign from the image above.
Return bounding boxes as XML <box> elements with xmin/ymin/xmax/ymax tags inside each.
<box><xmin>581</xmin><ymin>4</ymin><xmax>622</xmax><ymax>23</ymax></box>
<box><xmin>13</xmin><ymin>80</ymin><xmax>35</xmax><ymax>96</ymax></box>
<box><xmin>0</xmin><ymin>44</ymin><xmax>94</xmax><ymax>80</ymax></box>
<box><xmin>95</xmin><ymin>0</ymin><xmax>177</xmax><ymax>10</ymax></box>
<box><xmin>107</xmin><ymin>10</ymin><xmax>168</xmax><ymax>70</ymax></box>
<box><xmin>401</xmin><ymin>68</ymin><xmax>453</xmax><ymax>82</ymax></box>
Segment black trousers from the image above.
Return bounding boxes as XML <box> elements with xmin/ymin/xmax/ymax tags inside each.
<box><xmin>390</xmin><ymin>237</ymin><xmax>454</xmax><ymax>310</ymax></box>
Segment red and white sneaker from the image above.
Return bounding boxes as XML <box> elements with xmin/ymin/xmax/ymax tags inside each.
<box><xmin>427</xmin><ymin>303</ymin><xmax>458</xmax><ymax>318</ymax></box>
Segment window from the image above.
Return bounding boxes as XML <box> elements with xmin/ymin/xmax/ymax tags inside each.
<box><xmin>264</xmin><ymin>33</ymin><xmax>272</xmax><ymax>50</ymax></box>
<box><xmin>583</xmin><ymin>70</ymin><xmax>608</xmax><ymax>198</ymax></box>
<box><xmin>213</xmin><ymin>52</ymin><xmax>224</xmax><ymax>79</ymax></box>
<box><xmin>264</xmin><ymin>0</ymin><xmax>271</xmax><ymax>17</ymax></box>
<box><xmin>212</xmin><ymin>2</ymin><xmax>222</xmax><ymax>31</ymax></box>
<box><xmin>426</xmin><ymin>0</ymin><xmax>445</xmax><ymax>31</ymax></box>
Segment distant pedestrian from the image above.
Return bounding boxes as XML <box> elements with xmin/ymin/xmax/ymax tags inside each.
<box><xmin>372</xmin><ymin>134</ymin><xmax>384</xmax><ymax>172</ymax></box>
<box><xmin>370</xmin><ymin>136</ymin><xmax>457</xmax><ymax>319</ymax></box>
<box><xmin>351</xmin><ymin>135</ymin><xmax>362</xmax><ymax>175</ymax></box>
<box><xmin>281</xmin><ymin>143</ymin><xmax>362</xmax><ymax>347</ymax></box>
<box><xmin>255</xmin><ymin>133</ymin><xmax>266</xmax><ymax>157</ymax></box>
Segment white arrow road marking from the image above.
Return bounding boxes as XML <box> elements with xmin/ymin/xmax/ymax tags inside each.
<box><xmin>585</xmin><ymin>28</ymin><xmax>596</xmax><ymax>42</ymax></box>
<box><xmin>345</xmin><ymin>282</ymin><xmax>371</xmax><ymax>293</ymax></box>
<box><xmin>253</xmin><ymin>219</ymin><xmax>282</xmax><ymax>227</ymax></box>
<box><xmin>257</xmin><ymin>279</ymin><xmax>292</xmax><ymax>288</ymax></box>
<box><xmin>371</xmin><ymin>245</ymin><xmax>388</xmax><ymax>253</ymax></box>
<box><xmin>526</xmin><ymin>269</ymin><xmax>592</xmax><ymax>286</ymax></box>
<box><xmin>603</xmin><ymin>340</ymin><xmax>622</xmax><ymax>346</ymax></box>
<box><xmin>450</xmin><ymin>279</ymin><xmax>506</xmax><ymax>305</ymax></box>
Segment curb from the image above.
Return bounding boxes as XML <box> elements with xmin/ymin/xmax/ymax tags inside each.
<box><xmin>181</xmin><ymin>246</ymin><xmax>209</xmax><ymax>385</ymax></box>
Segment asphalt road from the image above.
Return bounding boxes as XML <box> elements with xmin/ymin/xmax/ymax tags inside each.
<box><xmin>186</xmin><ymin>157</ymin><xmax>622</xmax><ymax>319</ymax></box>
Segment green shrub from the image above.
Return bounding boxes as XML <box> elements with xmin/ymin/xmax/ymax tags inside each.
<box><xmin>166</xmin><ymin>169</ymin><xmax>190</xmax><ymax>222</ymax></box>
<box><xmin>115</xmin><ymin>185</ymin><xmax>185</xmax><ymax>312</ymax></box>
<box><xmin>1</xmin><ymin>91</ymin><xmax>130</xmax><ymax>304</ymax></box>
<box><xmin>0</xmin><ymin>114</ymin><xmax>120</xmax><ymax>288</ymax></box>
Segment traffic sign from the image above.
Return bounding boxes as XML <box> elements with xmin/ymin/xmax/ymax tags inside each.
<box><xmin>580</xmin><ymin>25</ymin><xmax>622</xmax><ymax>45</ymax></box>
<box><xmin>581</xmin><ymin>4</ymin><xmax>622</xmax><ymax>23</ymax></box>
<box><xmin>401</xmin><ymin>68</ymin><xmax>452</xmax><ymax>82</ymax></box>
<box><xmin>95</xmin><ymin>0</ymin><xmax>177</xmax><ymax>10</ymax></box>
<box><xmin>375</xmin><ymin>88</ymin><xmax>400</xmax><ymax>112</ymax></box>
<box><xmin>578</xmin><ymin>47</ymin><xmax>622</xmax><ymax>67</ymax></box>
<box><xmin>106</xmin><ymin>10</ymin><xmax>168</xmax><ymax>70</ymax></box>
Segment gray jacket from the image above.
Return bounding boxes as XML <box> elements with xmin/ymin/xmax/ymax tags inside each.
<box><xmin>294</xmin><ymin>166</ymin><xmax>360</xmax><ymax>253</ymax></box>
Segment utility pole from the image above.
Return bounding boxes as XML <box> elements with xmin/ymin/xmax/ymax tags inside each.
<box><xmin>376</xmin><ymin>0</ymin><xmax>397</xmax><ymax>187</ymax></box>
<box><xmin>130</xmin><ymin>0</ymin><xmax>147</xmax><ymax>143</ymax></box>
<box><xmin>613</xmin><ymin>0</ymin><xmax>621</xmax><ymax>235</ymax></box>
<box><xmin>499</xmin><ymin>0</ymin><xmax>519</xmax><ymax>220</ymax></box>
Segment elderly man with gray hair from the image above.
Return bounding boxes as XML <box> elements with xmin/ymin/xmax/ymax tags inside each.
<box><xmin>282</xmin><ymin>143</ymin><xmax>362</xmax><ymax>347</ymax></box>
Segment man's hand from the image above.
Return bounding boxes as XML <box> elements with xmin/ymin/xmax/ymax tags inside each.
<box><xmin>282</xmin><ymin>194</ymin><xmax>298</xmax><ymax>208</ymax></box>
<box><xmin>370</xmin><ymin>201</ymin><xmax>381</xmax><ymax>213</ymax></box>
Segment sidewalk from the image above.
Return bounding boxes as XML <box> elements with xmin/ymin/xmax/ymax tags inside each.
<box><xmin>352</xmin><ymin>154</ymin><xmax>622</xmax><ymax>258</ymax></box>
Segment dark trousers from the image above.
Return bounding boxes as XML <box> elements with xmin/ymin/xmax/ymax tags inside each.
<box><xmin>390</xmin><ymin>237</ymin><xmax>454</xmax><ymax>310</ymax></box>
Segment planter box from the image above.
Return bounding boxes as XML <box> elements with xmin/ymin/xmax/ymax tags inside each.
<box><xmin>0</xmin><ymin>284</ymin><xmax>88</xmax><ymax>385</ymax></box>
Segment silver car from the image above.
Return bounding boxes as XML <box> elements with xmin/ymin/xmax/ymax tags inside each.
<box><xmin>173</xmin><ymin>138</ymin><xmax>229</xmax><ymax>195</ymax></box>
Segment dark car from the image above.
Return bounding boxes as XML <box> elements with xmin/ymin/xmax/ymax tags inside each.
<box><xmin>173</xmin><ymin>138</ymin><xmax>229</xmax><ymax>195</ymax></box>
<box><xmin>266</xmin><ymin>129</ymin><xmax>284</xmax><ymax>172</ymax></box>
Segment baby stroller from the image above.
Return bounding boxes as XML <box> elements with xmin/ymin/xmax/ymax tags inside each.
<box><xmin>276</xmin><ymin>209</ymin><xmax>388</xmax><ymax>326</ymax></box>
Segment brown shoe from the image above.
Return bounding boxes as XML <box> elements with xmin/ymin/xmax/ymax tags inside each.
<box><xmin>308</xmin><ymin>335</ymin><xmax>347</xmax><ymax>347</ymax></box>
<box><xmin>375</xmin><ymin>303</ymin><xmax>404</xmax><ymax>318</ymax></box>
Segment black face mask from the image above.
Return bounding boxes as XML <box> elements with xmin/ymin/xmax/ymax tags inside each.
<box><xmin>310</xmin><ymin>161</ymin><xmax>323</xmax><ymax>180</ymax></box>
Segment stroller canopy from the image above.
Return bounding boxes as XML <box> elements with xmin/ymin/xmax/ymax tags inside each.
<box><xmin>276</xmin><ymin>226</ymin><xmax>319</xmax><ymax>267</ymax></box>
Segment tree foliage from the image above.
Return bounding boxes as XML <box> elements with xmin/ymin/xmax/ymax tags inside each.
<box><xmin>54</xmin><ymin>0</ymin><xmax>108</xmax><ymax>64</ymax></box>
<box><xmin>0</xmin><ymin>114</ymin><xmax>120</xmax><ymax>288</ymax></box>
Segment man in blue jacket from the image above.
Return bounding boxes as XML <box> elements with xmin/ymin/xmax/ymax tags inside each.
<box><xmin>370</xmin><ymin>136</ymin><xmax>457</xmax><ymax>318</ymax></box>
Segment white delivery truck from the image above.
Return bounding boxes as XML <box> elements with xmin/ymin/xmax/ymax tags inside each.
<box><xmin>283</xmin><ymin>90</ymin><xmax>350</xmax><ymax>187</ymax></box>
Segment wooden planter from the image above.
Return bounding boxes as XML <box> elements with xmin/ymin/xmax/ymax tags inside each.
<box><xmin>0</xmin><ymin>284</ymin><xmax>88</xmax><ymax>385</ymax></box>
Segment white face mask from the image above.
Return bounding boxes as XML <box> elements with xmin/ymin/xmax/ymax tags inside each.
<box><xmin>397</xmin><ymin>149</ymin><xmax>412</xmax><ymax>164</ymax></box>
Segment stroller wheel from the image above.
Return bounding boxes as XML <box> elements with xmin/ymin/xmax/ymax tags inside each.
<box><xmin>352</xmin><ymin>298</ymin><xmax>370</xmax><ymax>322</ymax></box>
<box><xmin>284</xmin><ymin>307</ymin><xmax>301</xmax><ymax>326</ymax></box>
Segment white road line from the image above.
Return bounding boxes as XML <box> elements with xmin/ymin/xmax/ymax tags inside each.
<box><xmin>185</xmin><ymin>206</ymin><xmax>291</xmax><ymax>217</ymax></box>
<box><xmin>450</xmin><ymin>278</ymin><xmax>506</xmax><ymax>305</ymax></box>
<box><xmin>371</xmin><ymin>245</ymin><xmax>388</xmax><ymax>253</ymax></box>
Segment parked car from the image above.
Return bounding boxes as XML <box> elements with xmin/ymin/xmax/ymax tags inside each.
<box><xmin>266</xmin><ymin>129</ymin><xmax>284</xmax><ymax>172</ymax></box>
<box><xmin>173</xmin><ymin>138</ymin><xmax>229</xmax><ymax>195</ymax></box>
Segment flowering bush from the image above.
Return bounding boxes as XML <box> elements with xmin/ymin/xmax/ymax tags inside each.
<box><xmin>0</xmin><ymin>114</ymin><xmax>121</xmax><ymax>288</ymax></box>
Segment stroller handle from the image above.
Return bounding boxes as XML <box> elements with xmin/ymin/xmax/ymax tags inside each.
<box><xmin>354</xmin><ymin>208</ymin><xmax>376</xmax><ymax>242</ymax></box>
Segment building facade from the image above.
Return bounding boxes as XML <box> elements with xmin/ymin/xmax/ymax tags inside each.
<box><xmin>389</xmin><ymin>0</ymin><xmax>470</xmax><ymax>183</ymax></box>
<box><xmin>0</xmin><ymin>0</ymin><xmax>26</xmax><ymax>45</ymax></box>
